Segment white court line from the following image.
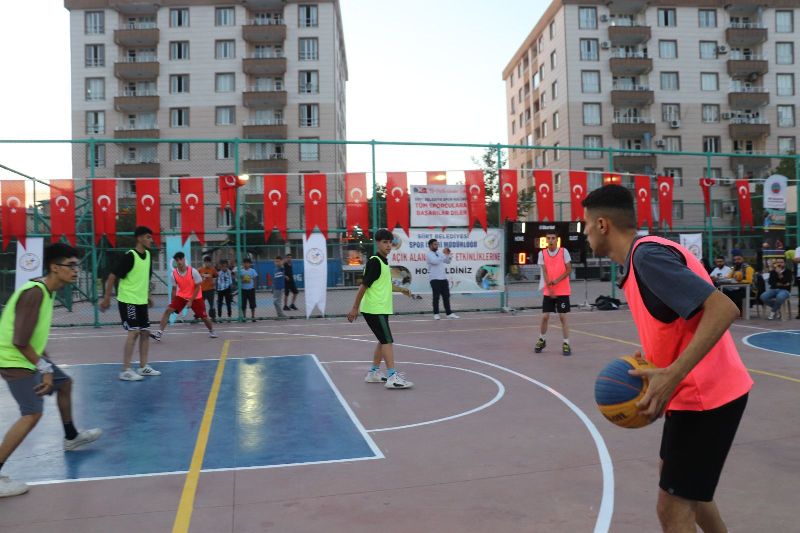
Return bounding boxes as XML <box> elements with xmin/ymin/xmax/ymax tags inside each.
<box><xmin>742</xmin><ymin>331</ymin><xmax>800</xmax><ymax>358</ymax></box>
<box><xmin>323</xmin><ymin>361</ymin><xmax>505</xmax><ymax>433</ymax></box>
<box><xmin>56</xmin><ymin>354</ymin><xmax>312</xmax><ymax>367</ymax></box>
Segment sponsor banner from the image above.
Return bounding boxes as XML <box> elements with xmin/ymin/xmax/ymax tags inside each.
<box><xmin>409</xmin><ymin>185</ymin><xmax>468</xmax><ymax>227</ymax></box>
<box><xmin>763</xmin><ymin>174</ymin><xmax>788</xmax><ymax>210</ymax></box>
<box><xmin>388</xmin><ymin>228</ymin><xmax>504</xmax><ymax>294</ymax></box>
<box><xmin>15</xmin><ymin>238</ymin><xmax>44</xmax><ymax>290</ymax></box>
<box><xmin>679</xmin><ymin>233</ymin><xmax>703</xmax><ymax>261</ymax></box>
<box><xmin>303</xmin><ymin>232</ymin><xmax>328</xmax><ymax>317</ymax></box>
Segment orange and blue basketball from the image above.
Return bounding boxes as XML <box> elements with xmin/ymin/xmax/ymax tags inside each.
<box><xmin>595</xmin><ymin>355</ymin><xmax>656</xmax><ymax>429</ymax></box>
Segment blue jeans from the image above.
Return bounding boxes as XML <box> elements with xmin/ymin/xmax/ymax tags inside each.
<box><xmin>760</xmin><ymin>288</ymin><xmax>790</xmax><ymax>312</ymax></box>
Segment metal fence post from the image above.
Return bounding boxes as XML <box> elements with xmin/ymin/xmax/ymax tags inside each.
<box><xmin>608</xmin><ymin>148</ymin><xmax>617</xmax><ymax>299</ymax></box>
<box><xmin>371</xmin><ymin>139</ymin><xmax>378</xmax><ymax>253</ymax></box>
<box><xmin>705</xmin><ymin>154</ymin><xmax>714</xmax><ymax>261</ymax></box>
<box><xmin>796</xmin><ymin>154</ymin><xmax>800</xmax><ymax>246</ymax></box>
<box><xmin>496</xmin><ymin>143</ymin><xmax>506</xmax><ymax>310</ymax></box>
<box><xmin>88</xmin><ymin>139</ymin><xmax>100</xmax><ymax>327</ymax></box>
<box><xmin>234</xmin><ymin>138</ymin><xmax>245</xmax><ymax>322</ymax></box>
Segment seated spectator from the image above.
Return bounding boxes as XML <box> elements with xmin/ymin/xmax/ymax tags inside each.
<box><xmin>723</xmin><ymin>249</ymin><xmax>755</xmax><ymax>314</ymax></box>
<box><xmin>760</xmin><ymin>257</ymin><xmax>793</xmax><ymax>320</ymax></box>
<box><xmin>709</xmin><ymin>256</ymin><xmax>732</xmax><ymax>283</ymax></box>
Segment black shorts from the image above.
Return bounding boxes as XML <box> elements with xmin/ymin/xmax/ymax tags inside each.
<box><xmin>542</xmin><ymin>295</ymin><xmax>570</xmax><ymax>313</ymax></box>
<box><xmin>284</xmin><ymin>279</ymin><xmax>298</xmax><ymax>295</ymax></box>
<box><xmin>241</xmin><ymin>288</ymin><xmax>257</xmax><ymax>309</ymax></box>
<box><xmin>362</xmin><ymin>313</ymin><xmax>393</xmax><ymax>345</ymax></box>
<box><xmin>659</xmin><ymin>393</ymin><xmax>748</xmax><ymax>502</ymax></box>
<box><xmin>118</xmin><ymin>301</ymin><xmax>150</xmax><ymax>330</ymax></box>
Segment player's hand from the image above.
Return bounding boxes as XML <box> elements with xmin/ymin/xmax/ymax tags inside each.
<box><xmin>401</xmin><ymin>288</ymin><xmax>412</xmax><ymax>298</ymax></box>
<box><xmin>628</xmin><ymin>352</ymin><xmax>681</xmax><ymax>421</ymax></box>
<box><xmin>148</xmin><ymin>297</ymin><xmax>154</xmax><ymax>308</ymax></box>
<box><xmin>99</xmin><ymin>297</ymin><xmax>110</xmax><ymax>312</ymax></box>
<box><xmin>443</xmin><ymin>248</ymin><xmax>451</xmax><ymax>255</ymax></box>
<box><xmin>346</xmin><ymin>307</ymin><xmax>358</xmax><ymax>323</ymax></box>
<box><xmin>34</xmin><ymin>373</ymin><xmax>53</xmax><ymax>396</ymax></box>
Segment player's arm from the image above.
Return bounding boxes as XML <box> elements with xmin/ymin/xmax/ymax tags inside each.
<box><xmin>190</xmin><ymin>269</ymin><xmax>202</xmax><ymax>300</ymax></box>
<box><xmin>743</xmin><ymin>266</ymin><xmax>754</xmax><ymax>285</ymax></box>
<box><xmin>392</xmin><ymin>284</ymin><xmax>411</xmax><ymax>296</ymax></box>
<box><xmin>13</xmin><ymin>290</ymin><xmax>54</xmax><ymax>393</ymax></box>
<box><xmin>426</xmin><ymin>251</ymin><xmax>443</xmax><ymax>265</ymax></box>
<box><xmin>552</xmin><ymin>261</ymin><xmax>572</xmax><ymax>285</ymax></box>
<box><xmin>347</xmin><ymin>285</ymin><xmax>367</xmax><ymax>322</ymax></box>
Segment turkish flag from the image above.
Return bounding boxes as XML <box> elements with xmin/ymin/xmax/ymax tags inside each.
<box><xmin>499</xmin><ymin>169</ymin><xmax>518</xmax><ymax>223</ymax></box>
<box><xmin>464</xmin><ymin>170</ymin><xmax>487</xmax><ymax>231</ymax></box>
<box><xmin>735</xmin><ymin>179</ymin><xmax>753</xmax><ymax>228</ymax></box>
<box><xmin>1</xmin><ymin>180</ymin><xmax>26</xmax><ymax>250</ymax></box>
<box><xmin>304</xmin><ymin>173</ymin><xmax>328</xmax><ymax>238</ymax></box>
<box><xmin>534</xmin><ymin>170</ymin><xmax>555</xmax><ymax>222</ymax></box>
<box><xmin>219</xmin><ymin>175</ymin><xmax>238</xmax><ymax>215</ymax></box>
<box><xmin>264</xmin><ymin>174</ymin><xmax>287</xmax><ymax>240</ymax></box>
<box><xmin>569</xmin><ymin>171</ymin><xmax>587</xmax><ymax>221</ymax></box>
<box><xmin>49</xmin><ymin>180</ymin><xmax>76</xmax><ymax>246</ymax></box>
<box><xmin>345</xmin><ymin>172</ymin><xmax>369</xmax><ymax>237</ymax></box>
<box><xmin>136</xmin><ymin>178</ymin><xmax>161</xmax><ymax>246</ymax></box>
<box><xmin>426</xmin><ymin>171</ymin><xmax>446</xmax><ymax>185</ymax></box>
<box><xmin>657</xmin><ymin>176</ymin><xmax>674</xmax><ymax>230</ymax></box>
<box><xmin>634</xmin><ymin>175</ymin><xmax>653</xmax><ymax>230</ymax></box>
<box><xmin>180</xmin><ymin>177</ymin><xmax>205</xmax><ymax>245</ymax></box>
<box><xmin>92</xmin><ymin>178</ymin><xmax>117</xmax><ymax>247</ymax></box>
<box><xmin>386</xmin><ymin>172</ymin><xmax>409</xmax><ymax>233</ymax></box>
<box><xmin>699</xmin><ymin>177</ymin><xmax>716</xmax><ymax>217</ymax></box>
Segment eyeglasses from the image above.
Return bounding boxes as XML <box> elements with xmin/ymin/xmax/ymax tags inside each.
<box><xmin>55</xmin><ymin>263</ymin><xmax>81</xmax><ymax>271</ymax></box>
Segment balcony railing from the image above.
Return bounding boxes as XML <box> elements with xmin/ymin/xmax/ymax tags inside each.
<box><xmin>248</xmin><ymin>52</ymin><xmax>285</xmax><ymax>59</ymax></box>
<box><xmin>613</xmin><ymin>116</ymin><xmax>654</xmax><ymax>124</ymax></box>
<box><xmin>115</xmin><ymin>124</ymin><xmax>158</xmax><ymax>130</ymax></box>
<box><xmin>729</xmin><ymin>22</ymin><xmax>765</xmax><ymax>29</ymax></box>
<box><xmin>611</xmin><ymin>50</ymin><xmax>649</xmax><ymax>59</ymax></box>
<box><xmin>120</xmin><ymin>88</ymin><xmax>157</xmax><ymax>97</ymax></box>
<box><xmin>124</xmin><ymin>21</ymin><xmax>157</xmax><ymax>29</ymax></box>
<box><xmin>248</xmin><ymin>18</ymin><xmax>284</xmax><ymax>25</ymax></box>
<box><xmin>730</xmin><ymin>52</ymin><xmax>767</xmax><ymax>61</ymax></box>
<box><xmin>117</xmin><ymin>158</ymin><xmax>159</xmax><ymax>165</ymax></box>
<box><xmin>244</xmin><ymin>119</ymin><xmax>287</xmax><ymax>126</ymax></box>
<box><xmin>729</xmin><ymin>85</ymin><xmax>768</xmax><ymax>93</ymax></box>
<box><xmin>610</xmin><ymin>18</ymin><xmax>642</xmax><ymax>27</ymax></box>
<box><xmin>730</xmin><ymin>117</ymin><xmax>767</xmax><ymax>124</ymax></box>
<box><xmin>249</xmin><ymin>153</ymin><xmax>287</xmax><ymax>161</ymax></box>
<box><xmin>612</xmin><ymin>83</ymin><xmax>651</xmax><ymax>91</ymax></box>
<box><xmin>120</xmin><ymin>55</ymin><xmax>158</xmax><ymax>63</ymax></box>
<box><xmin>245</xmin><ymin>86</ymin><xmax>284</xmax><ymax>92</ymax></box>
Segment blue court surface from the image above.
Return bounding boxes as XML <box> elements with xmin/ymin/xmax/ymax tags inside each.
<box><xmin>0</xmin><ymin>355</ymin><xmax>381</xmax><ymax>484</ymax></box>
<box><xmin>744</xmin><ymin>330</ymin><xmax>800</xmax><ymax>357</ymax></box>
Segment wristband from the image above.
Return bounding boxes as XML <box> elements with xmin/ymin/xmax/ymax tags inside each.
<box><xmin>36</xmin><ymin>358</ymin><xmax>54</xmax><ymax>374</ymax></box>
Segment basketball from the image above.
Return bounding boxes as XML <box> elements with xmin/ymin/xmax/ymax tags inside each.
<box><xmin>595</xmin><ymin>355</ymin><xmax>656</xmax><ymax>429</ymax></box>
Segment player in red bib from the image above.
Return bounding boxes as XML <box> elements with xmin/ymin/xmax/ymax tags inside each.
<box><xmin>535</xmin><ymin>232</ymin><xmax>573</xmax><ymax>356</ymax></box>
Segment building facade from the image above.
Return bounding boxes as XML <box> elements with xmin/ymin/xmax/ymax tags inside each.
<box><xmin>503</xmin><ymin>0</ymin><xmax>798</xmax><ymax>226</ymax></box>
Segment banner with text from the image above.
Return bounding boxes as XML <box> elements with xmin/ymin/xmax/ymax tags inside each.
<box><xmin>15</xmin><ymin>238</ymin><xmax>44</xmax><ymax>290</ymax></box>
<box><xmin>388</xmin><ymin>229</ymin><xmax>504</xmax><ymax>294</ymax></box>
<box><xmin>409</xmin><ymin>185</ymin><xmax>469</xmax><ymax>227</ymax></box>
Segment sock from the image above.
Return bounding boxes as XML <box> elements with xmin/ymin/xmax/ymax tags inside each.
<box><xmin>539</xmin><ymin>334</ymin><xmax>546</xmax><ymax>341</ymax></box>
<box><xmin>387</xmin><ymin>368</ymin><xmax>397</xmax><ymax>377</ymax></box>
<box><xmin>370</xmin><ymin>365</ymin><xmax>380</xmax><ymax>372</ymax></box>
<box><xmin>64</xmin><ymin>422</ymin><xmax>78</xmax><ymax>440</ymax></box>
<box><xmin>563</xmin><ymin>338</ymin><xmax>570</xmax><ymax>344</ymax></box>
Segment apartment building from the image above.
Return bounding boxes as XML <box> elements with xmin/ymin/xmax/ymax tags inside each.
<box><xmin>503</xmin><ymin>0</ymin><xmax>798</xmax><ymax>227</ymax></box>
<box><xmin>65</xmin><ymin>0</ymin><xmax>347</xmax><ymax>242</ymax></box>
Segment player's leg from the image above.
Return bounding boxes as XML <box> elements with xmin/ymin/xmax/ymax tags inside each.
<box><xmin>695</xmin><ymin>501</ymin><xmax>727</xmax><ymax>533</ymax></box>
<box><xmin>536</xmin><ymin>302</ymin><xmax>550</xmax><ymax>353</ymax></box>
<box><xmin>0</xmin><ymin>373</ymin><xmax>44</xmax><ymax>465</ymax></box>
<box><xmin>656</xmin><ymin>490</ymin><xmax>697</xmax><ymax>532</ymax></box>
<box><xmin>122</xmin><ymin>330</ymin><xmax>139</xmax><ymax>371</ymax></box>
<box><xmin>430</xmin><ymin>280</ymin><xmax>440</xmax><ymax>316</ymax></box>
<box><xmin>51</xmin><ymin>365</ymin><xmax>102</xmax><ymax>451</ymax></box>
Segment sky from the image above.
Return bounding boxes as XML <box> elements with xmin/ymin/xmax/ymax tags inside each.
<box><xmin>0</xmin><ymin>0</ymin><xmax>547</xmax><ymax>187</ymax></box>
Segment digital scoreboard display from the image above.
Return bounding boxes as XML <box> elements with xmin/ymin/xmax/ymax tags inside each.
<box><xmin>506</xmin><ymin>221</ymin><xmax>587</xmax><ymax>266</ymax></box>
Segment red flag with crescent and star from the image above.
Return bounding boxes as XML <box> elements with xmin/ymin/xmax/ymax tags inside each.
<box><xmin>1</xmin><ymin>180</ymin><xmax>27</xmax><ymax>250</ymax></box>
<box><xmin>92</xmin><ymin>178</ymin><xmax>117</xmax><ymax>247</ymax></box>
<box><xmin>49</xmin><ymin>179</ymin><xmax>76</xmax><ymax>246</ymax></box>
<box><xmin>534</xmin><ymin>170</ymin><xmax>555</xmax><ymax>222</ymax></box>
<box><xmin>345</xmin><ymin>172</ymin><xmax>369</xmax><ymax>237</ymax></box>
<box><xmin>386</xmin><ymin>172</ymin><xmax>409</xmax><ymax>234</ymax></box>
<box><xmin>634</xmin><ymin>175</ymin><xmax>653</xmax><ymax>230</ymax></box>
<box><xmin>569</xmin><ymin>171</ymin><xmax>587</xmax><ymax>221</ymax></box>
<box><xmin>499</xmin><ymin>169</ymin><xmax>518</xmax><ymax>223</ymax></box>
<box><xmin>219</xmin><ymin>175</ymin><xmax>238</xmax><ymax>215</ymax></box>
<box><xmin>735</xmin><ymin>179</ymin><xmax>754</xmax><ymax>229</ymax></box>
<box><xmin>263</xmin><ymin>174</ymin><xmax>288</xmax><ymax>240</ymax></box>
<box><xmin>304</xmin><ymin>173</ymin><xmax>328</xmax><ymax>238</ymax></box>
<box><xmin>657</xmin><ymin>176</ymin><xmax>674</xmax><ymax>230</ymax></box>
<box><xmin>464</xmin><ymin>170</ymin><xmax>487</xmax><ymax>231</ymax></box>
<box><xmin>180</xmin><ymin>177</ymin><xmax>205</xmax><ymax>245</ymax></box>
<box><xmin>136</xmin><ymin>178</ymin><xmax>161</xmax><ymax>246</ymax></box>
<box><xmin>699</xmin><ymin>177</ymin><xmax>715</xmax><ymax>217</ymax></box>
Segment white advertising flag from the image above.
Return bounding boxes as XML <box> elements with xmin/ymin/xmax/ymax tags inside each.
<box><xmin>303</xmin><ymin>232</ymin><xmax>328</xmax><ymax>317</ymax></box>
<box><xmin>763</xmin><ymin>174</ymin><xmax>788</xmax><ymax>210</ymax></box>
<box><xmin>679</xmin><ymin>233</ymin><xmax>703</xmax><ymax>261</ymax></box>
<box><xmin>409</xmin><ymin>184</ymin><xmax>469</xmax><ymax>227</ymax></box>
<box><xmin>15</xmin><ymin>238</ymin><xmax>44</xmax><ymax>290</ymax></box>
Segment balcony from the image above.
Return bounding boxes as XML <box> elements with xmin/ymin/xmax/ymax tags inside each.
<box><xmin>727</xmin><ymin>53</ymin><xmax>768</xmax><ymax>79</ymax></box>
<box><xmin>114</xmin><ymin>90</ymin><xmax>159</xmax><ymax>112</ymax></box>
<box><xmin>728</xmin><ymin>86</ymin><xmax>769</xmax><ymax>109</ymax></box>
<box><xmin>114</xmin><ymin>23</ymin><xmax>159</xmax><ymax>47</ymax></box>
<box><xmin>242</xmin><ymin>88</ymin><xmax>287</xmax><ymax>108</ymax></box>
<box><xmin>613</xmin><ymin>154</ymin><xmax>657</xmax><ymax>174</ymax></box>
<box><xmin>610</xmin><ymin>83</ymin><xmax>653</xmax><ymax>106</ymax></box>
<box><xmin>729</xmin><ymin>117</ymin><xmax>770</xmax><ymax>139</ymax></box>
<box><xmin>243</xmin><ymin>55</ymin><xmax>287</xmax><ymax>76</ymax></box>
<box><xmin>729</xmin><ymin>152</ymin><xmax>771</xmax><ymax>173</ymax></box>
<box><xmin>114</xmin><ymin>160</ymin><xmax>160</xmax><ymax>177</ymax></box>
<box><xmin>726</xmin><ymin>23</ymin><xmax>768</xmax><ymax>47</ymax></box>
<box><xmin>242</xmin><ymin>121</ymin><xmax>288</xmax><ymax>139</ymax></box>
<box><xmin>611</xmin><ymin>117</ymin><xmax>655</xmax><ymax>138</ymax></box>
<box><xmin>113</xmin><ymin>125</ymin><xmax>160</xmax><ymax>139</ymax></box>
<box><xmin>242</xmin><ymin>19</ymin><xmax>286</xmax><ymax>43</ymax></box>
<box><xmin>242</xmin><ymin>156</ymin><xmax>289</xmax><ymax>174</ymax></box>
<box><xmin>109</xmin><ymin>1</ymin><xmax>158</xmax><ymax>15</ymax></box>
<box><xmin>608</xmin><ymin>25</ymin><xmax>651</xmax><ymax>46</ymax></box>
<box><xmin>609</xmin><ymin>51</ymin><xmax>652</xmax><ymax>76</ymax></box>
<box><xmin>114</xmin><ymin>57</ymin><xmax>159</xmax><ymax>80</ymax></box>
<box><xmin>608</xmin><ymin>0</ymin><xmax>647</xmax><ymax>16</ymax></box>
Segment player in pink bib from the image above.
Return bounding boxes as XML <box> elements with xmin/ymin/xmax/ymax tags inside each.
<box><xmin>535</xmin><ymin>232</ymin><xmax>573</xmax><ymax>356</ymax></box>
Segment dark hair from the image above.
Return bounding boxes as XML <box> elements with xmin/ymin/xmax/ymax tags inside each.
<box><xmin>375</xmin><ymin>228</ymin><xmax>394</xmax><ymax>242</ymax></box>
<box><xmin>428</xmin><ymin>238</ymin><xmax>438</xmax><ymax>246</ymax></box>
<box><xmin>44</xmin><ymin>243</ymin><xmax>81</xmax><ymax>272</ymax></box>
<box><xmin>275</xmin><ymin>255</ymin><xmax>283</xmax><ymax>260</ymax></box>
<box><xmin>243</xmin><ymin>257</ymin><xmax>252</xmax><ymax>263</ymax></box>
<box><xmin>286</xmin><ymin>253</ymin><xmax>292</xmax><ymax>257</ymax></box>
<box><xmin>203</xmin><ymin>256</ymin><xmax>211</xmax><ymax>262</ymax></box>
<box><xmin>134</xmin><ymin>226</ymin><xmax>153</xmax><ymax>237</ymax></box>
<box><xmin>173</xmin><ymin>251</ymin><xmax>185</xmax><ymax>260</ymax></box>
<box><xmin>715</xmin><ymin>255</ymin><xmax>725</xmax><ymax>261</ymax></box>
<box><xmin>581</xmin><ymin>185</ymin><xmax>637</xmax><ymax>230</ymax></box>
<box><xmin>220</xmin><ymin>259</ymin><xmax>229</xmax><ymax>265</ymax></box>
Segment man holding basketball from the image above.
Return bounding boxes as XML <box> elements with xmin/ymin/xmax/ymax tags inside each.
<box><xmin>535</xmin><ymin>233</ymin><xmax>572</xmax><ymax>356</ymax></box>
<box><xmin>582</xmin><ymin>185</ymin><xmax>752</xmax><ymax>533</ymax></box>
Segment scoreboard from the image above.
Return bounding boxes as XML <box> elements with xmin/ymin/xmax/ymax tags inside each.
<box><xmin>506</xmin><ymin>221</ymin><xmax>587</xmax><ymax>266</ymax></box>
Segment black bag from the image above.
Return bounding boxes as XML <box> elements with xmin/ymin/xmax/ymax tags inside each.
<box><xmin>594</xmin><ymin>295</ymin><xmax>621</xmax><ymax>311</ymax></box>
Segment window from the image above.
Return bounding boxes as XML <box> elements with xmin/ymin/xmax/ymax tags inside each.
<box><xmin>583</xmin><ymin>135</ymin><xmax>603</xmax><ymax>159</ymax></box>
<box><xmin>663</xmin><ymin>136</ymin><xmax>681</xmax><ymax>151</ymax></box>
<box><xmin>215</xmin><ymin>106</ymin><xmax>235</xmax><ymax>126</ymax></box>
<box><xmin>699</xmin><ymin>41</ymin><xmax>718</xmax><ymax>59</ymax></box>
<box><xmin>777</xmin><ymin>74</ymin><xmax>795</xmax><ymax>96</ymax></box>
<box><xmin>550</xmin><ymin>50</ymin><xmax>557</xmax><ymax>70</ymax></box>
<box><xmin>579</xmin><ymin>7</ymin><xmax>597</xmax><ymax>29</ymax></box>
<box><xmin>702</xmin><ymin>136</ymin><xmax>721</xmax><ymax>153</ymax></box>
<box><xmin>300</xmin><ymin>138</ymin><xmax>320</xmax><ymax>161</ymax></box>
<box><xmin>217</xmin><ymin>208</ymin><xmax>233</xmax><ymax>227</ymax></box>
<box><xmin>583</xmin><ymin>103</ymin><xmax>601</xmax><ymax>126</ymax></box>
<box><xmin>776</xmin><ymin>42</ymin><xmax>794</xmax><ymax>65</ymax></box>
<box><xmin>778</xmin><ymin>137</ymin><xmax>796</xmax><ymax>154</ymax></box>
<box><xmin>549</xmin><ymin>20</ymin><xmax>555</xmax><ymax>39</ymax></box>
<box><xmin>215</xmin><ymin>40</ymin><xmax>235</xmax><ymax>59</ymax></box>
<box><xmin>170</xmin><ymin>41</ymin><xmax>190</xmax><ymax>60</ymax></box>
<box><xmin>672</xmin><ymin>200</ymin><xmax>684</xmax><ymax>220</ymax></box>
<box><xmin>551</xmin><ymin>80</ymin><xmax>558</xmax><ymax>99</ymax></box>
<box><xmin>299</xmin><ymin>5</ymin><xmax>318</xmax><ymax>27</ymax></box>
<box><xmin>215</xmin><ymin>7</ymin><xmax>235</xmax><ymax>26</ymax></box>
<box><xmin>85</xmin><ymin>111</ymin><xmax>104</xmax><ymax>134</ymax></box>
<box><xmin>170</xmin><ymin>143</ymin><xmax>189</xmax><ymax>161</ymax></box>
<box><xmin>170</xmin><ymin>8</ymin><xmax>189</xmax><ymax>27</ymax></box>
<box><xmin>169</xmin><ymin>74</ymin><xmax>189</xmax><ymax>94</ymax></box>
<box><xmin>553</xmin><ymin>142</ymin><xmax>561</xmax><ymax>161</ymax></box>
<box><xmin>701</xmin><ymin>72</ymin><xmax>719</xmax><ymax>91</ymax></box>
<box><xmin>299</xmin><ymin>38</ymin><xmax>318</xmax><ymax>60</ymax></box>
<box><xmin>702</xmin><ymin>104</ymin><xmax>720</xmax><ymax>123</ymax></box>
<box><xmin>664</xmin><ymin>168</ymin><xmax>683</xmax><ymax>187</ymax></box>
<box><xmin>85</xmin><ymin>11</ymin><xmax>104</xmax><ymax>34</ymax></box>
<box><xmin>539</xmin><ymin>63</ymin><xmax>545</xmax><ymax>81</ymax></box>
<box><xmin>580</xmin><ymin>39</ymin><xmax>599</xmax><ymax>61</ymax></box>
<box><xmin>659</xmin><ymin>40</ymin><xmax>678</xmax><ymax>59</ymax></box>
<box><xmin>778</xmin><ymin>105</ymin><xmax>795</xmax><ymax>127</ymax></box>
<box><xmin>216</xmin><ymin>142</ymin><xmax>233</xmax><ymax>160</ymax></box>
<box><xmin>542</xmin><ymin>120</ymin><xmax>548</xmax><ymax>137</ymax></box>
<box><xmin>776</xmin><ymin>10</ymin><xmax>794</xmax><ymax>33</ymax></box>
<box><xmin>85</xmin><ymin>44</ymin><xmax>104</xmax><ymax>67</ymax></box>
<box><xmin>553</xmin><ymin>111</ymin><xmax>559</xmax><ymax>130</ymax></box>
<box><xmin>169</xmin><ymin>208</ymin><xmax>181</xmax><ymax>229</ymax></box>
<box><xmin>299</xmin><ymin>70</ymin><xmax>319</xmax><ymax>93</ymax></box>
<box><xmin>662</xmin><ymin>104</ymin><xmax>680</xmax><ymax>122</ymax></box>
<box><xmin>658</xmin><ymin>9</ymin><xmax>677</xmax><ymax>27</ymax></box>
<box><xmin>85</xmin><ymin>78</ymin><xmax>104</xmax><ymax>101</ymax></box>
<box><xmin>581</xmin><ymin>70</ymin><xmax>600</xmax><ymax>93</ymax></box>
<box><xmin>698</xmin><ymin>9</ymin><xmax>717</xmax><ymax>28</ymax></box>
<box><xmin>299</xmin><ymin>104</ymin><xmax>319</xmax><ymax>127</ymax></box>
<box><xmin>170</xmin><ymin>108</ymin><xmax>189</xmax><ymax>127</ymax></box>
<box><xmin>660</xmin><ymin>72</ymin><xmax>679</xmax><ymax>90</ymax></box>
<box><xmin>85</xmin><ymin>144</ymin><xmax>105</xmax><ymax>168</ymax></box>
<box><xmin>215</xmin><ymin>73</ymin><xmax>235</xmax><ymax>92</ymax></box>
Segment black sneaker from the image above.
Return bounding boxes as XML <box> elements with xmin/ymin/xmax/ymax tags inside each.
<box><xmin>534</xmin><ymin>338</ymin><xmax>546</xmax><ymax>353</ymax></box>
<box><xmin>562</xmin><ymin>343</ymin><xmax>572</xmax><ymax>356</ymax></box>
<box><xmin>289</xmin><ymin>304</ymin><xmax>298</xmax><ymax>310</ymax></box>
<box><xmin>283</xmin><ymin>305</ymin><xmax>290</xmax><ymax>311</ymax></box>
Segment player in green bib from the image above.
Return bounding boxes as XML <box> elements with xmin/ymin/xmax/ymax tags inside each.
<box><xmin>347</xmin><ymin>229</ymin><xmax>414</xmax><ymax>389</ymax></box>
<box><xmin>0</xmin><ymin>243</ymin><xmax>102</xmax><ymax>498</ymax></box>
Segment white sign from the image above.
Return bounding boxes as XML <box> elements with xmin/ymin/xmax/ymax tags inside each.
<box><xmin>763</xmin><ymin>174</ymin><xmax>788</xmax><ymax>210</ymax></box>
<box><xmin>303</xmin><ymin>232</ymin><xmax>327</xmax><ymax>317</ymax></box>
<box><xmin>388</xmin><ymin>228</ymin><xmax>504</xmax><ymax>294</ymax></box>
<box><xmin>15</xmin><ymin>238</ymin><xmax>44</xmax><ymax>290</ymax></box>
<box><xmin>409</xmin><ymin>184</ymin><xmax>468</xmax><ymax>227</ymax></box>
<box><xmin>679</xmin><ymin>233</ymin><xmax>703</xmax><ymax>261</ymax></box>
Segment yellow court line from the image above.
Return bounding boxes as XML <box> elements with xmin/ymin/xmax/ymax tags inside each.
<box><xmin>747</xmin><ymin>368</ymin><xmax>800</xmax><ymax>384</ymax></box>
<box><xmin>172</xmin><ymin>340</ymin><xmax>230</xmax><ymax>533</ymax></box>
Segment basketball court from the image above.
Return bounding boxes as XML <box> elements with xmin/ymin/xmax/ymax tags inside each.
<box><xmin>0</xmin><ymin>309</ymin><xmax>797</xmax><ymax>532</ymax></box>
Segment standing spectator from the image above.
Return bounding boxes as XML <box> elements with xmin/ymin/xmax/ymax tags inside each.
<box><xmin>197</xmin><ymin>256</ymin><xmax>218</xmax><ymax>320</ymax></box>
<box><xmin>709</xmin><ymin>256</ymin><xmax>732</xmax><ymax>283</ymax></box>
<box><xmin>283</xmin><ymin>254</ymin><xmax>299</xmax><ymax>311</ymax></box>
<box><xmin>216</xmin><ymin>260</ymin><xmax>234</xmax><ymax>319</ymax></box>
<box><xmin>794</xmin><ymin>244</ymin><xmax>800</xmax><ymax>319</ymax></box>
<box><xmin>272</xmin><ymin>257</ymin><xmax>287</xmax><ymax>318</ymax></box>
<box><xmin>239</xmin><ymin>258</ymin><xmax>258</xmax><ymax>321</ymax></box>
<box><xmin>760</xmin><ymin>257</ymin><xmax>793</xmax><ymax>320</ymax></box>
<box><xmin>426</xmin><ymin>239</ymin><xmax>459</xmax><ymax>320</ymax></box>
<box><xmin>535</xmin><ymin>233</ymin><xmax>573</xmax><ymax>356</ymax></box>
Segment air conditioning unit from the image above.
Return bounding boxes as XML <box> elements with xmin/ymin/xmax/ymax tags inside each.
<box><xmin>600</xmin><ymin>41</ymin><xmax>611</xmax><ymax>50</ymax></box>
<box><xmin>722</xmin><ymin>112</ymin><xmax>732</xmax><ymax>119</ymax></box>
<box><xmin>669</xmin><ymin>120</ymin><xmax>681</xmax><ymax>129</ymax></box>
<box><xmin>655</xmin><ymin>139</ymin><xmax>666</xmax><ymax>148</ymax></box>
<box><xmin>724</xmin><ymin>205</ymin><xmax>737</xmax><ymax>214</ymax></box>
<box><xmin>717</xmin><ymin>45</ymin><xmax>729</xmax><ymax>54</ymax></box>
<box><xmin>600</xmin><ymin>14</ymin><xmax>609</xmax><ymax>23</ymax></box>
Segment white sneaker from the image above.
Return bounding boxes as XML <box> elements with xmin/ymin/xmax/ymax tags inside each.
<box><xmin>64</xmin><ymin>428</ymin><xmax>102</xmax><ymax>451</ymax></box>
<box><xmin>768</xmin><ymin>311</ymin><xmax>776</xmax><ymax>320</ymax></box>
<box><xmin>149</xmin><ymin>329</ymin><xmax>163</xmax><ymax>342</ymax></box>
<box><xmin>119</xmin><ymin>368</ymin><xmax>143</xmax><ymax>381</ymax></box>
<box><xmin>447</xmin><ymin>313</ymin><xmax>460</xmax><ymax>319</ymax></box>
<box><xmin>385</xmin><ymin>372</ymin><xmax>414</xmax><ymax>389</ymax></box>
<box><xmin>433</xmin><ymin>314</ymin><xmax>441</xmax><ymax>320</ymax></box>
<box><xmin>209</xmin><ymin>330</ymin><xmax>218</xmax><ymax>338</ymax></box>
<box><xmin>364</xmin><ymin>369</ymin><xmax>388</xmax><ymax>383</ymax></box>
<box><xmin>137</xmin><ymin>365</ymin><xmax>161</xmax><ymax>377</ymax></box>
<box><xmin>0</xmin><ymin>475</ymin><xmax>29</xmax><ymax>498</ymax></box>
